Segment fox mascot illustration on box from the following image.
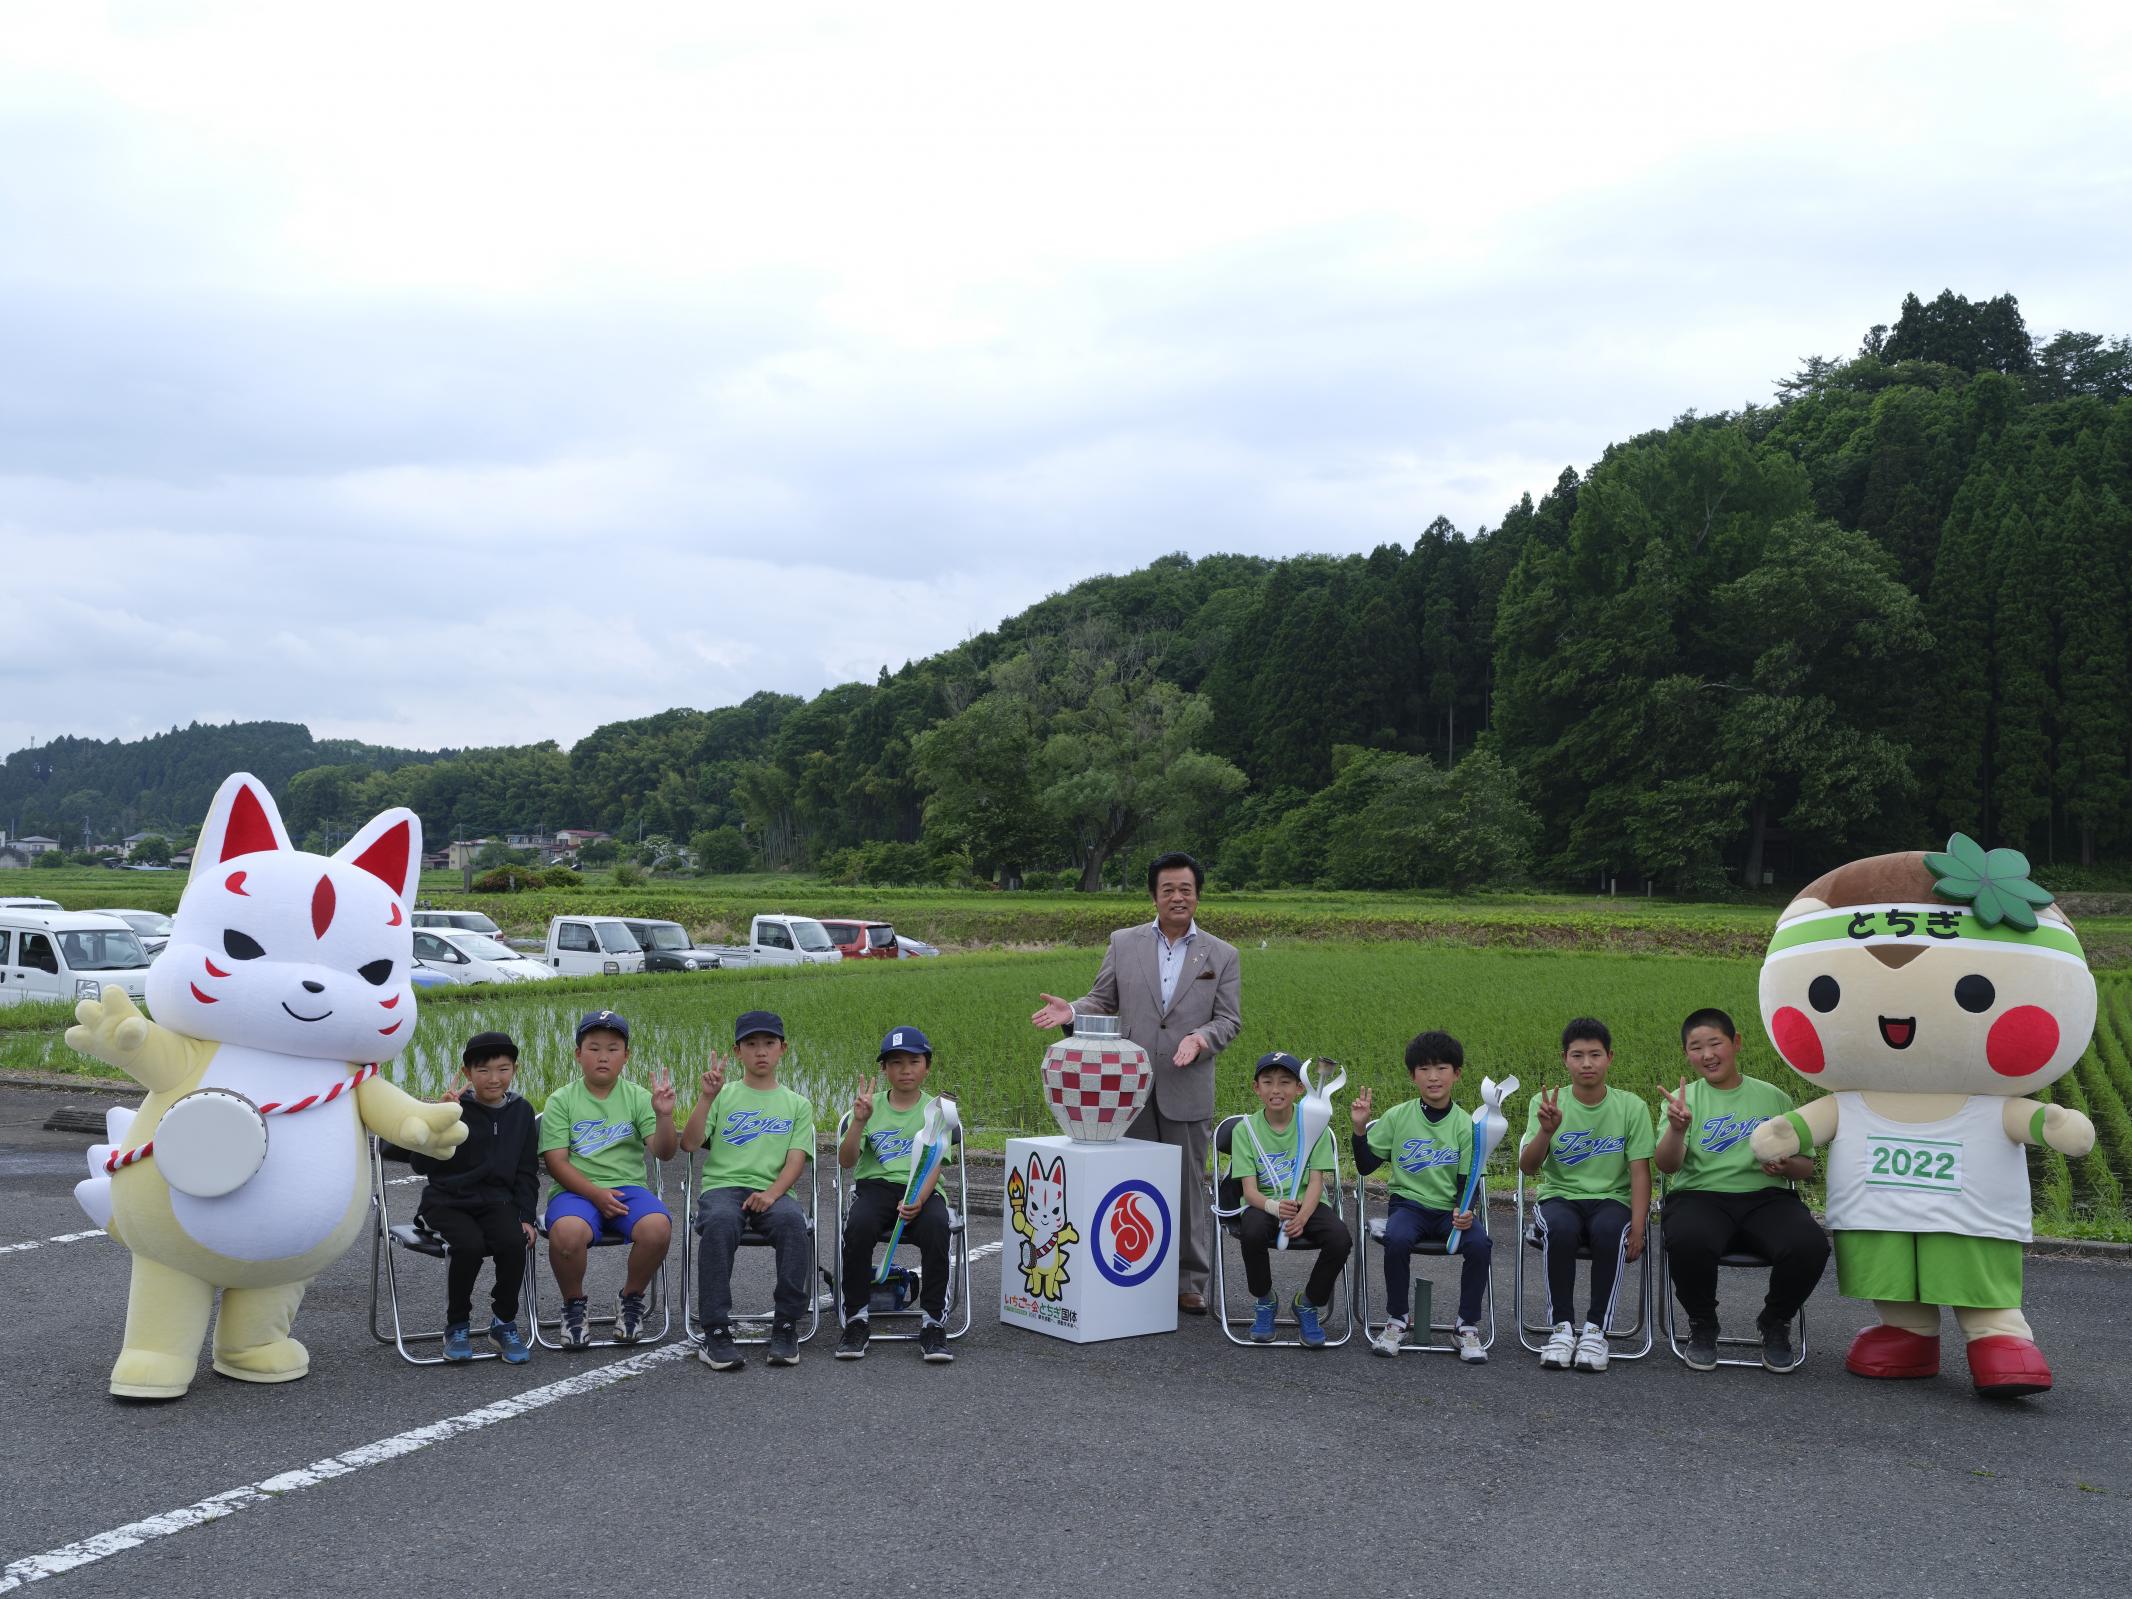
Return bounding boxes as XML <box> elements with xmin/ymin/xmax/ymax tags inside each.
<box><xmin>69</xmin><ymin>772</ymin><xmax>466</xmax><ymax>1399</ymax></box>
<box><xmin>1006</xmin><ymin>1152</ymin><xmax>1079</xmax><ymax>1301</ymax></box>
<box><xmin>1749</xmin><ymin>835</ymin><xmax>2097</xmax><ymax>1397</ymax></box>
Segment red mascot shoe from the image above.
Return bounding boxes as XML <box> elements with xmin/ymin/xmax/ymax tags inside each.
<box><xmin>1965</xmin><ymin>1335</ymin><xmax>2053</xmax><ymax>1398</ymax></box>
<box><xmin>1846</xmin><ymin>1324</ymin><xmax>1940</xmax><ymax>1379</ymax></box>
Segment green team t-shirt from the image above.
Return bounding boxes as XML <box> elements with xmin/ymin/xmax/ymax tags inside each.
<box><xmin>539</xmin><ymin>1077</ymin><xmax>657</xmax><ymax>1193</ymax></box>
<box><xmin>697</xmin><ymin>1081</ymin><xmax>815</xmax><ymax>1192</ymax></box>
<box><xmin>852</xmin><ymin>1092</ymin><xmax>959</xmax><ymax>1185</ymax></box>
<box><xmin>1658</xmin><ymin>1075</ymin><xmax>1797</xmax><ymax>1194</ymax></box>
<box><xmin>1367</xmin><ymin>1100</ymin><xmax>1475</xmax><ymax>1210</ymax></box>
<box><xmin>1525</xmin><ymin>1085</ymin><xmax>1654</xmax><ymax>1202</ymax></box>
<box><xmin>1227</xmin><ymin>1109</ymin><xmax>1337</xmax><ymax>1199</ymax></box>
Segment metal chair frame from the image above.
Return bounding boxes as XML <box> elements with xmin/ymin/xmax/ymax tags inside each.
<box><xmin>527</xmin><ymin>1133</ymin><xmax>673</xmax><ymax>1351</ymax></box>
<box><xmin>1512</xmin><ymin>1169</ymin><xmax>1654</xmax><ymax>1359</ymax></box>
<box><xmin>367</xmin><ymin>1137</ymin><xmax>534</xmax><ymax>1365</ymax></box>
<box><xmin>828</xmin><ymin>1109</ymin><xmax>974</xmax><ymax>1341</ymax></box>
<box><xmin>1208</xmin><ymin>1113</ymin><xmax>1355</xmax><ymax>1349</ymax></box>
<box><xmin>1652</xmin><ymin>1177</ymin><xmax>1811</xmax><ymax>1369</ymax></box>
<box><xmin>680</xmin><ymin>1146</ymin><xmax>821</xmax><ymax>1346</ymax></box>
<box><xmin>1349</xmin><ymin>1125</ymin><xmax>1497</xmax><ymax>1354</ymax></box>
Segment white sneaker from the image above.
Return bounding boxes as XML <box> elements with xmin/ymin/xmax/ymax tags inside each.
<box><xmin>1455</xmin><ymin>1324</ymin><xmax>1488</xmax><ymax>1364</ymax></box>
<box><xmin>1540</xmin><ymin>1321</ymin><xmax>1576</xmax><ymax>1368</ymax></box>
<box><xmin>1573</xmin><ymin>1321</ymin><xmax>1609</xmax><ymax>1372</ymax></box>
<box><xmin>1370</xmin><ymin>1318</ymin><xmax>1407</xmax><ymax>1358</ymax></box>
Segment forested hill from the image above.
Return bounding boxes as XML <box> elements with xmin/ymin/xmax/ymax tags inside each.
<box><xmin>8</xmin><ymin>291</ymin><xmax>2131</xmax><ymax>892</ymax></box>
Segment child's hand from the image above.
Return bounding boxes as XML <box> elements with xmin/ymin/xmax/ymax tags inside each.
<box><xmin>435</xmin><ymin>1086</ymin><xmax>464</xmax><ymax>1107</ymax></box>
<box><xmin>741</xmin><ymin>1190</ymin><xmax>771</xmax><ymax>1213</ymax></box>
<box><xmin>1452</xmin><ymin>1209</ymin><xmax>1474</xmax><ymax>1231</ymax></box>
<box><xmin>1625</xmin><ymin>1220</ymin><xmax>1646</xmax><ymax>1262</ymax></box>
<box><xmin>592</xmin><ymin>1187</ymin><xmax>629</xmax><ymax>1220</ymax></box>
<box><xmin>650</xmin><ymin>1065</ymin><xmax>677</xmax><ymax>1118</ymax></box>
<box><xmin>1662</xmin><ymin>1076</ymin><xmax>1691</xmax><ymax>1133</ymax></box>
<box><xmin>521</xmin><ymin>1221</ymin><xmax>539</xmax><ymax>1248</ymax></box>
<box><xmin>1536</xmin><ymin>1085</ymin><xmax>1563</xmax><ymax>1139</ymax></box>
<box><xmin>700</xmin><ymin>1052</ymin><xmax>728</xmax><ymax>1101</ymax></box>
<box><xmin>896</xmin><ymin>1200</ymin><xmax>919</xmax><ymax>1221</ymax></box>
<box><xmin>852</xmin><ymin>1076</ymin><xmax>875</xmax><ymax>1126</ymax></box>
<box><xmin>1278</xmin><ymin>1198</ymin><xmax>1300</xmax><ymax>1221</ymax></box>
<box><xmin>1350</xmin><ymin>1085</ymin><xmax>1373</xmax><ymax>1132</ymax></box>
<box><xmin>1281</xmin><ymin>1211</ymin><xmax>1306</xmax><ymax>1239</ymax></box>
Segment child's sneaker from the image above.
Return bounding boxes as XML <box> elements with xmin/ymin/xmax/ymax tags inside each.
<box><xmin>560</xmin><ymin>1297</ymin><xmax>591</xmax><ymax>1350</ymax></box>
<box><xmin>1455</xmin><ymin>1324</ymin><xmax>1488</xmax><ymax>1364</ymax></box>
<box><xmin>767</xmin><ymin>1319</ymin><xmax>801</xmax><ymax>1366</ymax></box>
<box><xmin>1539</xmin><ymin>1321</ymin><xmax>1576</xmax><ymax>1368</ymax></box>
<box><xmin>1758</xmin><ymin>1312</ymin><xmax>1801</xmax><ymax>1373</ymax></box>
<box><xmin>613</xmin><ymin>1291</ymin><xmax>647</xmax><ymax>1345</ymax></box>
<box><xmin>919</xmin><ymin>1320</ymin><xmax>954</xmax><ymax>1363</ymax></box>
<box><xmin>1370</xmin><ymin>1317</ymin><xmax>1407</xmax><ymax>1358</ymax></box>
<box><xmin>1685</xmin><ymin>1318</ymin><xmax>1721</xmax><ymax>1371</ymax></box>
<box><xmin>835</xmin><ymin>1319</ymin><xmax>870</xmax><ymax>1360</ymax></box>
<box><xmin>1249</xmin><ymin>1294</ymin><xmax>1278</xmax><ymax>1343</ymax></box>
<box><xmin>1293</xmin><ymin>1293</ymin><xmax>1327</xmax><ymax>1349</ymax></box>
<box><xmin>441</xmin><ymin>1322</ymin><xmax>473</xmax><ymax>1362</ymax></box>
<box><xmin>488</xmin><ymin>1318</ymin><xmax>531</xmax><ymax>1365</ymax></box>
<box><xmin>1573</xmin><ymin>1321</ymin><xmax>1610</xmax><ymax>1372</ymax></box>
<box><xmin>698</xmin><ymin>1325</ymin><xmax>744</xmax><ymax>1371</ymax></box>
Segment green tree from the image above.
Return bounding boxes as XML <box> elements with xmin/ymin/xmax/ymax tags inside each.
<box><xmin>690</xmin><ymin>825</ymin><xmax>753</xmax><ymax>874</ymax></box>
<box><xmin>910</xmin><ymin>693</ymin><xmax>1049</xmax><ymax>887</ymax></box>
<box><xmin>130</xmin><ymin>833</ymin><xmax>172</xmax><ymax>865</ymax></box>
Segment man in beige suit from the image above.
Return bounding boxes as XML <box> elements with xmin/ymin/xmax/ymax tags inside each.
<box><xmin>1031</xmin><ymin>852</ymin><xmax>1242</xmax><ymax>1311</ymax></box>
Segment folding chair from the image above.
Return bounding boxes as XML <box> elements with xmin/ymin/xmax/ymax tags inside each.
<box><xmin>1653</xmin><ymin>1177</ymin><xmax>1811</xmax><ymax>1369</ymax></box>
<box><xmin>526</xmin><ymin>1138</ymin><xmax>672</xmax><ymax>1351</ymax></box>
<box><xmin>1350</xmin><ymin>1134</ymin><xmax>1496</xmax><ymax>1354</ymax></box>
<box><xmin>828</xmin><ymin>1109</ymin><xmax>973</xmax><ymax>1341</ymax></box>
<box><xmin>367</xmin><ymin>1137</ymin><xmax>534</xmax><ymax>1365</ymax></box>
<box><xmin>1512</xmin><ymin>1170</ymin><xmax>1653</xmax><ymax>1359</ymax></box>
<box><xmin>680</xmin><ymin>1147</ymin><xmax>820</xmax><ymax>1346</ymax></box>
<box><xmin>1208</xmin><ymin>1113</ymin><xmax>1354</xmax><ymax>1349</ymax></box>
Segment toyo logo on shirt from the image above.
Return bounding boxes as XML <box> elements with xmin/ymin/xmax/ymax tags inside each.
<box><xmin>1254</xmin><ymin>1148</ymin><xmax>1300</xmax><ymax>1188</ymax></box>
<box><xmin>722</xmin><ymin>1109</ymin><xmax>796</xmax><ymax>1146</ymax></box>
<box><xmin>1553</xmin><ymin>1131</ymin><xmax>1628</xmax><ymax>1166</ymax></box>
<box><xmin>1397</xmin><ymin>1139</ymin><xmax>1460</xmax><ymax>1175</ymax></box>
<box><xmin>867</xmin><ymin>1127</ymin><xmax>916</xmax><ymax>1164</ymax></box>
<box><xmin>571</xmin><ymin>1118</ymin><xmax>635</xmax><ymax>1158</ymax></box>
<box><xmin>1697</xmin><ymin>1114</ymin><xmax>1770</xmax><ymax>1153</ymax></box>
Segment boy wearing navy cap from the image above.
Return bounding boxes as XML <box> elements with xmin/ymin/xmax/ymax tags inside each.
<box><xmin>835</xmin><ymin>1025</ymin><xmax>956</xmax><ymax>1364</ymax></box>
<box><xmin>538</xmin><ymin>1010</ymin><xmax>679</xmax><ymax>1348</ymax></box>
<box><xmin>681</xmin><ymin>1010</ymin><xmax>816</xmax><ymax>1371</ymax></box>
<box><xmin>537</xmin><ymin>1014</ymin><xmax>677</xmax><ymax>1355</ymax></box>
<box><xmin>1228</xmin><ymin>1051</ymin><xmax>1351</xmax><ymax>1347</ymax></box>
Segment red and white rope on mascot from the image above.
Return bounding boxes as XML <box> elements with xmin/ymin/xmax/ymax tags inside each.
<box><xmin>103</xmin><ymin>1063</ymin><xmax>381</xmax><ymax>1174</ymax></box>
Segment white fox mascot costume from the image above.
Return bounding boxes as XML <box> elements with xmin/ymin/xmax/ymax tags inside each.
<box><xmin>69</xmin><ymin>772</ymin><xmax>467</xmax><ymax>1399</ymax></box>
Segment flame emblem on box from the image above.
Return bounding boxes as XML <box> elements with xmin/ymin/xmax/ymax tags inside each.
<box><xmin>1092</xmin><ymin>1179</ymin><xmax>1172</xmax><ymax>1287</ymax></box>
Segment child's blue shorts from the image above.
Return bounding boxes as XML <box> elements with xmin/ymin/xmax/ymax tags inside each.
<box><xmin>545</xmin><ymin>1185</ymin><xmax>671</xmax><ymax>1242</ymax></box>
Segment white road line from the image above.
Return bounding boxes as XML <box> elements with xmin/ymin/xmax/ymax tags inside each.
<box><xmin>0</xmin><ymin>1230</ymin><xmax>106</xmax><ymax>1257</ymax></box>
<box><xmin>0</xmin><ymin>1340</ymin><xmax>694</xmax><ymax>1592</ymax></box>
<box><xmin>0</xmin><ymin>1240</ymin><xmax>1007</xmax><ymax>1589</ymax></box>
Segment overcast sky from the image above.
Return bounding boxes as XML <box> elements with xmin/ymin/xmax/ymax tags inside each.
<box><xmin>4</xmin><ymin>1</ymin><xmax>2128</xmax><ymax>757</ymax></box>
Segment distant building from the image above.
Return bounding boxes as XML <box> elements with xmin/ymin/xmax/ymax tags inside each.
<box><xmin>554</xmin><ymin>828</ymin><xmax>611</xmax><ymax>846</ymax></box>
<box><xmin>446</xmin><ymin>839</ymin><xmax>489</xmax><ymax>871</ymax></box>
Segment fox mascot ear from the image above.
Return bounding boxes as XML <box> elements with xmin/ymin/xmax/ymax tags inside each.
<box><xmin>189</xmin><ymin>772</ymin><xmax>292</xmax><ymax>883</ymax></box>
<box><xmin>1046</xmin><ymin>1157</ymin><xmax>1065</xmax><ymax>1186</ymax></box>
<box><xmin>1028</xmin><ymin>1153</ymin><xmax>1044</xmax><ymax>1186</ymax></box>
<box><xmin>334</xmin><ymin>808</ymin><xmax>423</xmax><ymax>909</ymax></box>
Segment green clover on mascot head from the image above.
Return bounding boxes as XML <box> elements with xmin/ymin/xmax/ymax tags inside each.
<box><xmin>1748</xmin><ymin>835</ymin><xmax>2096</xmax><ymax>1397</ymax></box>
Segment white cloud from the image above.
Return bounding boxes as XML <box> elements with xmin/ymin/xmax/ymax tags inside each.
<box><xmin>1</xmin><ymin>1</ymin><xmax>2127</xmax><ymax>755</ymax></box>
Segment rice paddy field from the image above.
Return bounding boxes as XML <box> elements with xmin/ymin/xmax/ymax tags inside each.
<box><xmin>7</xmin><ymin>937</ymin><xmax>2130</xmax><ymax>1239</ymax></box>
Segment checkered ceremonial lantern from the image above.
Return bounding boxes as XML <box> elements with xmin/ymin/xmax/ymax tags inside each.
<box><xmin>1041</xmin><ymin>1013</ymin><xmax>1151</xmax><ymax>1142</ymax></box>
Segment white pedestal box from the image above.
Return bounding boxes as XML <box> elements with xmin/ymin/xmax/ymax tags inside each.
<box><xmin>1000</xmin><ymin>1134</ymin><xmax>1180</xmax><ymax>1343</ymax></box>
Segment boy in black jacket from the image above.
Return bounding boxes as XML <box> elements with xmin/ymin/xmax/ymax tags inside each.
<box><xmin>409</xmin><ymin>1031</ymin><xmax>541</xmax><ymax>1362</ymax></box>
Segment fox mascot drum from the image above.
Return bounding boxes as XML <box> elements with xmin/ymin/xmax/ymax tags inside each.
<box><xmin>69</xmin><ymin>772</ymin><xmax>466</xmax><ymax>1399</ymax></box>
<box><xmin>1749</xmin><ymin>835</ymin><xmax>2097</xmax><ymax>1397</ymax></box>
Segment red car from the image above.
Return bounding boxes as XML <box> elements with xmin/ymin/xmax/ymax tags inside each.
<box><xmin>819</xmin><ymin>918</ymin><xmax>901</xmax><ymax>959</ymax></box>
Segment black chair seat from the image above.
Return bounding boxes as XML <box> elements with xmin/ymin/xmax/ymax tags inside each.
<box><xmin>390</xmin><ymin>1223</ymin><xmax>449</xmax><ymax>1259</ymax></box>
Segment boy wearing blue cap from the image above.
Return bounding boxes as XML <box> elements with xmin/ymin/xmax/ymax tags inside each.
<box><xmin>681</xmin><ymin>1010</ymin><xmax>815</xmax><ymax>1371</ymax></box>
<box><xmin>835</xmin><ymin>1025</ymin><xmax>956</xmax><ymax>1364</ymax></box>
<box><xmin>539</xmin><ymin>1010</ymin><xmax>679</xmax><ymax>1348</ymax></box>
<box><xmin>1230</xmin><ymin>1051</ymin><xmax>1351</xmax><ymax>1347</ymax></box>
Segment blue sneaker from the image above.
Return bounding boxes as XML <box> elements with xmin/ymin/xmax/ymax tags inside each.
<box><xmin>441</xmin><ymin>1322</ymin><xmax>473</xmax><ymax>1362</ymax></box>
<box><xmin>1293</xmin><ymin>1294</ymin><xmax>1326</xmax><ymax>1349</ymax></box>
<box><xmin>1249</xmin><ymin>1294</ymin><xmax>1278</xmax><ymax>1343</ymax></box>
<box><xmin>489</xmin><ymin>1318</ymin><xmax>531</xmax><ymax>1365</ymax></box>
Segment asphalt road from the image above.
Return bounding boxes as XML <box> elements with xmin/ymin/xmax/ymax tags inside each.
<box><xmin>2</xmin><ymin>1083</ymin><xmax>2127</xmax><ymax>1598</ymax></box>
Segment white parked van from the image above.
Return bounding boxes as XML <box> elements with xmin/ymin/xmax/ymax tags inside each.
<box><xmin>544</xmin><ymin>915</ymin><xmax>649</xmax><ymax>976</ymax></box>
<box><xmin>411</xmin><ymin>909</ymin><xmax>504</xmax><ymax>938</ymax></box>
<box><xmin>703</xmin><ymin>914</ymin><xmax>843</xmax><ymax>969</ymax></box>
<box><xmin>0</xmin><ymin>910</ymin><xmax>155</xmax><ymax>1007</ymax></box>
